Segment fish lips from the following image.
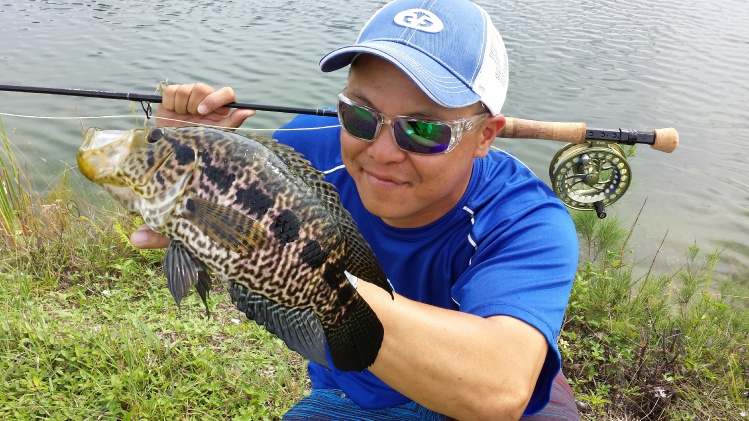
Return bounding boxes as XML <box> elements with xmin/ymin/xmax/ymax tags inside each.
<box><xmin>78</xmin><ymin>128</ymin><xmax>176</xmax><ymax>188</ymax></box>
<box><xmin>78</xmin><ymin>128</ymin><xmax>134</xmax><ymax>183</ymax></box>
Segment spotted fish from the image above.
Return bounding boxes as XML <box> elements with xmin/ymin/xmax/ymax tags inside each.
<box><xmin>77</xmin><ymin>126</ymin><xmax>393</xmax><ymax>372</ymax></box>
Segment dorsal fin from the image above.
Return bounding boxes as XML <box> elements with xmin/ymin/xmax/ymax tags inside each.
<box><xmin>250</xmin><ymin>135</ymin><xmax>326</xmax><ymax>181</ymax></box>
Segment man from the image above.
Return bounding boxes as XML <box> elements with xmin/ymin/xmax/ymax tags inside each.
<box><xmin>131</xmin><ymin>0</ymin><xmax>580</xmax><ymax>419</ymax></box>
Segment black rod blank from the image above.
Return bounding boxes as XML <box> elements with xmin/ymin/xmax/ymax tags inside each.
<box><xmin>0</xmin><ymin>84</ymin><xmax>339</xmax><ymax>117</ymax></box>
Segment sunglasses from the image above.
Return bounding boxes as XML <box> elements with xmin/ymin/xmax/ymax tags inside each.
<box><xmin>337</xmin><ymin>91</ymin><xmax>489</xmax><ymax>155</ymax></box>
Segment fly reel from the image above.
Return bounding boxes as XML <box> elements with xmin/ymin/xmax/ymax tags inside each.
<box><xmin>495</xmin><ymin>117</ymin><xmax>677</xmax><ymax>218</ymax></box>
<box><xmin>548</xmin><ymin>141</ymin><xmax>631</xmax><ymax>218</ymax></box>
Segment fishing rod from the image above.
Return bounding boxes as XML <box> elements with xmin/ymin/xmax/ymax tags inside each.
<box><xmin>1</xmin><ymin>83</ymin><xmax>679</xmax><ymax>217</ymax></box>
<box><xmin>0</xmin><ymin>84</ymin><xmax>677</xmax><ymax>152</ymax></box>
<box><xmin>0</xmin><ymin>84</ymin><xmax>339</xmax><ymax>118</ymax></box>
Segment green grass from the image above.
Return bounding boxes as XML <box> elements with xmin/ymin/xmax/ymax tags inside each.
<box><xmin>0</xmin><ymin>211</ymin><xmax>308</xmax><ymax>420</ymax></box>
<box><xmin>0</xmin><ymin>117</ymin><xmax>35</xmax><ymax>241</ymax></box>
<box><xmin>1</xmin><ymin>126</ymin><xmax>747</xmax><ymax>419</ymax></box>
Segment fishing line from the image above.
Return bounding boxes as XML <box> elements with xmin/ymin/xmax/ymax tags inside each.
<box><xmin>0</xmin><ymin>111</ymin><xmax>141</xmax><ymax>120</ymax></box>
<box><xmin>155</xmin><ymin>116</ymin><xmax>342</xmax><ymax>132</ymax></box>
<box><xmin>0</xmin><ymin>111</ymin><xmax>341</xmax><ymax>132</ymax></box>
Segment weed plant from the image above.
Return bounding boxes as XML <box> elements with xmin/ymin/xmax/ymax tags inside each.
<box><xmin>0</xmin><ymin>118</ymin><xmax>34</xmax><ymax>241</ymax></box>
<box><xmin>564</xmin><ymin>211</ymin><xmax>749</xmax><ymax>420</ymax></box>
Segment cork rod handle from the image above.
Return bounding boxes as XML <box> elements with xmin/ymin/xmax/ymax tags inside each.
<box><xmin>498</xmin><ymin>117</ymin><xmax>679</xmax><ymax>153</ymax></box>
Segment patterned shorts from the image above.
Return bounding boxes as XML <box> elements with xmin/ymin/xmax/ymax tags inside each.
<box><xmin>282</xmin><ymin>372</ymin><xmax>580</xmax><ymax>420</ymax></box>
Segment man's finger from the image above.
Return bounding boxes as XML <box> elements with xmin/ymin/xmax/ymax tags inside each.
<box><xmin>188</xmin><ymin>83</ymin><xmax>216</xmax><ymax>115</ymax></box>
<box><xmin>161</xmin><ymin>84</ymin><xmax>179</xmax><ymax>112</ymax></box>
<box><xmin>130</xmin><ymin>225</ymin><xmax>170</xmax><ymax>249</ymax></box>
<box><xmin>198</xmin><ymin>86</ymin><xmax>238</xmax><ymax>116</ymax></box>
<box><xmin>173</xmin><ymin>84</ymin><xmax>198</xmax><ymax>115</ymax></box>
<box><xmin>224</xmin><ymin>109</ymin><xmax>256</xmax><ymax>128</ymax></box>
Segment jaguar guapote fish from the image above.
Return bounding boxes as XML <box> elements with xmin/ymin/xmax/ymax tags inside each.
<box><xmin>77</xmin><ymin>126</ymin><xmax>393</xmax><ymax>372</ymax></box>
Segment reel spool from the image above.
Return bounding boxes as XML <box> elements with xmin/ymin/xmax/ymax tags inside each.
<box><xmin>548</xmin><ymin>141</ymin><xmax>631</xmax><ymax>218</ymax></box>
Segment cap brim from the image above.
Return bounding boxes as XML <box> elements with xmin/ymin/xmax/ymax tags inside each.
<box><xmin>320</xmin><ymin>41</ymin><xmax>481</xmax><ymax>110</ymax></box>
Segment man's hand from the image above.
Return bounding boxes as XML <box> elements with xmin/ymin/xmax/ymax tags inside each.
<box><xmin>130</xmin><ymin>83</ymin><xmax>254</xmax><ymax>250</ymax></box>
<box><xmin>131</xmin><ymin>224</ymin><xmax>169</xmax><ymax>249</ymax></box>
<box><xmin>155</xmin><ymin>83</ymin><xmax>255</xmax><ymax>128</ymax></box>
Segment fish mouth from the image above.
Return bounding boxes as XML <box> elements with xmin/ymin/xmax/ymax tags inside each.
<box><xmin>80</xmin><ymin>128</ymin><xmax>126</xmax><ymax>152</ymax></box>
<box><xmin>78</xmin><ymin>128</ymin><xmax>175</xmax><ymax>188</ymax></box>
<box><xmin>78</xmin><ymin>128</ymin><xmax>133</xmax><ymax>183</ymax></box>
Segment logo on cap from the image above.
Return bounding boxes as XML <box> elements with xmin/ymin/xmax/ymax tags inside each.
<box><xmin>393</xmin><ymin>9</ymin><xmax>444</xmax><ymax>33</ymax></box>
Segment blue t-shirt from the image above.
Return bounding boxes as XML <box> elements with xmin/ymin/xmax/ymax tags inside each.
<box><xmin>273</xmin><ymin>114</ymin><xmax>578</xmax><ymax>416</ymax></box>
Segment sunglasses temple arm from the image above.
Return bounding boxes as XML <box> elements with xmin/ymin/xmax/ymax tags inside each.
<box><xmin>498</xmin><ymin>117</ymin><xmax>678</xmax><ymax>153</ymax></box>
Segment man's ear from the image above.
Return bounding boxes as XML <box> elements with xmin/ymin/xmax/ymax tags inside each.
<box><xmin>474</xmin><ymin>115</ymin><xmax>506</xmax><ymax>158</ymax></box>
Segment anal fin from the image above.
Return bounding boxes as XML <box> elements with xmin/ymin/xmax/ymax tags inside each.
<box><xmin>319</xmin><ymin>265</ymin><xmax>384</xmax><ymax>372</ymax></box>
<box><xmin>229</xmin><ymin>282</ymin><xmax>329</xmax><ymax>369</ymax></box>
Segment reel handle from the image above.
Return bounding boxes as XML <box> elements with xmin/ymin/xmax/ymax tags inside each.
<box><xmin>499</xmin><ymin>117</ymin><xmax>679</xmax><ymax>153</ymax></box>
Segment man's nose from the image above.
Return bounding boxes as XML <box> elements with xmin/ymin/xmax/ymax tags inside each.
<box><xmin>367</xmin><ymin>119</ymin><xmax>407</xmax><ymax>163</ymax></box>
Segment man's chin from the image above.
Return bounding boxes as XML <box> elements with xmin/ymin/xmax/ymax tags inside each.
<box><xmin>360</xmin><ymin>193</ymin><xmax>406</xmax><ymax>219</ymax></box>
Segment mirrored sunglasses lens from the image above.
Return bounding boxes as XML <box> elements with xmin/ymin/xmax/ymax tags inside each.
<box><xmin>393</xmin><ymin>120</ymin><xmax>452</xmax><ymax>154</ymax></box>
<box><xmin>339</xmin><ymin>101</ymin><xmax>378</xmax><ymax>140</ymax></box>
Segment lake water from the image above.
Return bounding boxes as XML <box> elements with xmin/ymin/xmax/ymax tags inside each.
<box><xmin>1</xmin><ymin>0</ymin><xmax>748</xmax><ymax>279</ymax></box>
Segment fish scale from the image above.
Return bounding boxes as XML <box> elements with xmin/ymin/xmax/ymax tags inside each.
<box><xmin>77</xmin><ymin>126</ymin><xmax>393</xmax><ymax>372</ymax></box>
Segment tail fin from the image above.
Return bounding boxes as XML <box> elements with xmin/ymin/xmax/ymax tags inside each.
<box><xmin>324</xmin><ymin>294</ymin><xmax>384</xmax><ymax>372</ymax></box>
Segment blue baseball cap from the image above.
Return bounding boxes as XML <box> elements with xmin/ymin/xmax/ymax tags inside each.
<box><xmin>319</xmin><ymin>0</ymin><xmax>509</xmax><ymax>115</ymax></box>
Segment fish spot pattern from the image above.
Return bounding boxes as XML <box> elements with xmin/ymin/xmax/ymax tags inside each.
<box><xmin>146</xmin><ymin>149</ymin><xmax>155</xmax><ymax>169</ymax></box>
<box><xmin>269</xmin><ymin>209</ymin><xmax>300</xmax><ymax>245</ymax></box>
<box><xmin>235</xmin><ymin>183</ymin><xmax>274</xmax><ymax>217</ymax></box>
<box><xmin>337</xmin><ymin>283</ymin><xmax>355</xmax><ymax>306</ymax></box>
<box><xmin>174</xmin><ymin>143</ymin><xmax>196</xmax><ymax>166</ymax></box>
<box><xmin>322</xmin><ymin>264</ymin><xmax>341</xmax><ymax>290</ymax></box>
<box><xmin>204</xmin><ymin>163</ymin><xmax>236</xmax><ymax>193</ymax></box>
<box><xmin>200</xmin><ymin>149</ymin><xmax>213</xmax><ymax>167</ymax></box>
<box><xmin>300</xmin><ymin>240</ymin><xmax>328</xmax><ymax>269</ymax></box>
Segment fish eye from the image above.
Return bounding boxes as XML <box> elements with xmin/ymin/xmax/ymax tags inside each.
<box><xmin>148</xmin><ymin>128</ymin><xmax>164</xmax><ymax>143</ymax></box>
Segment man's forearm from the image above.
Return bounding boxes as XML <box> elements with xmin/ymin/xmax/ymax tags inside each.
<box><xmin>357</xmin><ymin>281</ymin><xmax>549</xmax><ymax>421</ymax></box>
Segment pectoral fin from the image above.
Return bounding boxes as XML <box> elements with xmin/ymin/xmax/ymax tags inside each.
<box><xmin>164</xmin><ymin>240</ymin><xmax>213</xmax><ymax>315</ymax></box>
<box><xmin>182</xmin><ymin>195</ymin><xmax>268</xmax><ymax>253</ymax></box>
